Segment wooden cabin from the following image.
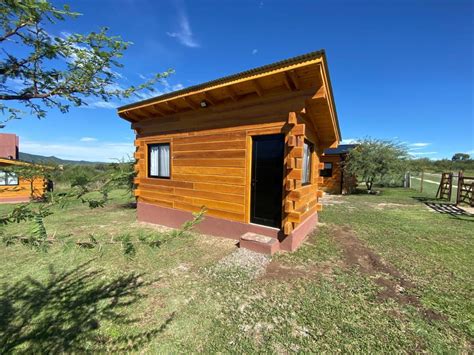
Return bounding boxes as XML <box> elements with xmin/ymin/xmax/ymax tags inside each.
<box><xmin>0</xmin><ymin>134</ymin><xmax>47</xmax><ymax>203</ymax></box>
<box><xmin>117</xmin><ymin>50</ymin><xmax>342</xmax><ymax>254</ymax></box>
<box><xmin>320</xmin><ymin>144</ymin><xmax>358</xmax><ymax>194</ymax></box>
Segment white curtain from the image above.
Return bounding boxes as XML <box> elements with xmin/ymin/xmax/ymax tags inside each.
<box><xmin>150</xmin><ymin>144</ymin><xmax>170</xmax><ymax>177</ymax></box>
<box><xmin>150</xmin><ymin>146</ymin><xmax>159</xmax><ymax>176</ymax></box>
<box><xmin>159</xmin><ymin>144</ymin><xmax>170</xmax><ymax>177</ymax></box>
<box><xmin>302</xmin><ymin>142</ymin><xmax>311</xmax><ymax>184</ymax></box>
<box><xmin>7</xmin><ymin>173</ymin><xmax>18</xmax><ymax>185</ymax></box>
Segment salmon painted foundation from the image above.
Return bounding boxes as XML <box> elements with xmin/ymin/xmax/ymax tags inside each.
<box><xmin>137</xmin><ymin>202</ymin><xmax>317</xmax><ymax>252</ymax></box>
<box><xmin>0</xmin><ymin>196</ymin><xmax>30</xmax><ymax>204</ymax></box>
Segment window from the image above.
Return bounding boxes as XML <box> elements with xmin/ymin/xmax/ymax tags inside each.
<box><xmin>302</xmin><ymin>140</ymin><xmax>313</xmax><ymax>185</ymax></box>
<box><xmin>320</xmin><ymin>162</ymin><xmax>333</xmax><ymax>177</ymax></box>
<box><xmin>0</xmin><ymin>171</ymin><xmax>19</xmax><ymax>186</ymax></box>
<box><xmin>148</xmin><ymin>143</ymin><xmax>170</xmax><ymax>178</ymax></box>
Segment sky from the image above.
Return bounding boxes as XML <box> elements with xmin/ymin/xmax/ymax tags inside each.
<box><xmin>2</xmin><ymin>0</ymin><xmax>473</xmax><ymax>161</ymax></box>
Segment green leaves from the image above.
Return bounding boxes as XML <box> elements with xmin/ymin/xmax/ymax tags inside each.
<box><xmin>118</xmin><ymin>234</ymin><xmax>136</xmax><ymax>259</ymax></box>
<box><xmin>0</xmin><ymin>0</ymin><xmax>172</xmax><ymax>125</ymax></box>
<box><xmin>344</xmin><ymin>139</ymin><xmax>408</xmax><ymax>191</ymax></box>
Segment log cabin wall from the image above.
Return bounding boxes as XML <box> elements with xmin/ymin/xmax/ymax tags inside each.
<box><xmin>119</xmin><ymin>50</ymin><xmax>342</xmax><ymax>250</ymax></box>
<box><xmin>282</xmin><ymin>112</ymin><xmax>323</xmax><ymax>235</ymax></box>
<box><xmin>0</xmin><ymin>163</ymin><xmax>46</xmax><ymax>202</ymax></box>
<box><xmin>320</xmin><ymin>155</ymin><xmax>342</xmax><ymax>194</ymax></box>
<box><xmin>132</xmin><ymin>90</ymin><xmax>314</xmax><ymax>229</ymax></box>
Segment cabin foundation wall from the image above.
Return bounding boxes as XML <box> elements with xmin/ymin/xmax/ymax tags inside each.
<box><xmin>137</xmin><ymin>201</ymin><xmax>317</xmax><ymax>251</ymax></box>
<box><xmin>280</xmin><ymin>211</ymin><xmax>318</xmax><ymax>251</ymax></box>
<box><xmin>137</xmin><ymin>201</ymin><xmax>284</xmax><ymax>240</ymax></box>
<box><xmin>0</xmin><ymin>196</ymin><xmax>30</xmax><ymax>204</ymax></box>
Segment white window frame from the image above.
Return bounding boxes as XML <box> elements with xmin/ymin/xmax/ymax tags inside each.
<box><xmin>148</xmin><ymin>143</ymin><xmax>171</xmax><ymax>179</ymax></box>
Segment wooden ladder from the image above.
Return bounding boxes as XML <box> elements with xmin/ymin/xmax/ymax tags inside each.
<box><xmin>456</xmin><ymin>171</ymin><xmax>474</xmax><ymax>207</ymax></box>
<box><xmin>436</xmin><ymin>173</ymin><xmax>453</xmax><ymax>200</ymax></box>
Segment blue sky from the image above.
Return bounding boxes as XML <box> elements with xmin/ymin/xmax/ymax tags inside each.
<box><xmin>3</xmin><ymin>0</ymin><xmax>473</xmax><ymax>161</ymax></box>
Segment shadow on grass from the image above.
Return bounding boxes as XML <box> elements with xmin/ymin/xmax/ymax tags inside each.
<box><xmin>120</xmin><ymin>202</ymin><xmax>137</xmax><ymax>209</ymax></box>
<box><xmin>411</xmin><ymin>196</ymin><xmax>473</xmax><ymax>219</ymax></box>
<box><xmin>0</xmin><ymin>259</ymin><xmax>173</xmax><ymax>353</ymax></box>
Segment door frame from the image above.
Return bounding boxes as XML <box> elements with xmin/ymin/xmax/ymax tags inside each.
<box><xmin>247</xmin><ymin>133</ymin><xmax>285</xmax><ymax>229</ymax></box>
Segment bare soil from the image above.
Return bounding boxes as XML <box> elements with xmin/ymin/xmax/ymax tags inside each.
<box><xmin>262</xmin><ymin>260</ymin><xmax>335</xmax><ymax>281</ymax></box>
<box><xmin>332</xmin><ymin>226</ymin><xmax>446</xmax><ymax>322</ymax></box>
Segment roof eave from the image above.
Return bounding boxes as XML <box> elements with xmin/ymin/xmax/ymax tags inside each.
<box><xmin>117</xmin><ymin>50</ymin><xmax>325</xmax><ymax>113</ymax></box>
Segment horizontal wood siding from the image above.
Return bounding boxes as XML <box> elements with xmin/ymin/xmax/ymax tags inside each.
<box><xmin>135</xmin><ymin>129</ymin><xmax>248</xmax><ymax>221</ymax></box>
<box><xmin>133</xmin><ymin>90</ymin><xmax>326</xmax><ymax>230</ymax></box>
<box><xmin>0</xmin><ymin>178</ymin><xmax>46</xmax><ymax>200</ymax></box>
<box><xmin>320</xmin><ymin>155</ymin><xmax>342</xmax><ymax>194</ymax></box>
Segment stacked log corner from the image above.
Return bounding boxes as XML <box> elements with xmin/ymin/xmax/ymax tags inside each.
<box><xmin>282</xmin><ymin>112</ymin><xmax>322</xmax><ymax>236</ymax></box>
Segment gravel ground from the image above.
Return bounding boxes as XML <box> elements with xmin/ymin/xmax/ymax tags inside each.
<box><xmin>211</xmin><ymin>248</ymin><xmax>271</xmax><ymax>279</ymax></box>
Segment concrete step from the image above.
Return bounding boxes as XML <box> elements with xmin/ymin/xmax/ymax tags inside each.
<box><xmin>239</xmin><ymin>232</ymin><xmax>280</xmax><ymax>255</ymax></box>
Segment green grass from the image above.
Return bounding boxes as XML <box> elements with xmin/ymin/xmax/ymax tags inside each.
<box><xmin>0</xmin><ymin>188</ymin><xmax>472</xmax><ymax>352</ymax></box>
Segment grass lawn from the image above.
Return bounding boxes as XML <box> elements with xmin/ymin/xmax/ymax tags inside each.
<box><xmin>0</xmin><ymin>188</ymin><xmax>472</xmax><ymax>352</ymax></box>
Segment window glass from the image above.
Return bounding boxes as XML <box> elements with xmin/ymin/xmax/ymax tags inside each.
<box><xmin>302</xmin><ymin>141</ymin><xmax>313</xmax><ymax>185</ymax></box>
<box><xmin>0</xmin><ymin>171</ymin><xmax>5</xmax><ymax>186</ymax></box>
<box><xmin>7</xmin><ymin>172</ymin><xmax>18</xmax><ymax>185</ymax></box>
<box><xmin>149</xmin><ymin>143</ymin><xmax>170</xmax><ymax>178</ymax></box>
<box><xmin>320</xmin><ymin>162</ymin><xmax>333</xmax><ymax>177</ymax></box>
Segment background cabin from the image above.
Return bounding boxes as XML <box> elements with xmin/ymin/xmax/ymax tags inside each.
<box><xmin>118</xmin><ymin>50</ymin><xmax>342</xmax><ymax>253</ymax></box>
<box><xmin>0</xmin><ymin>133</ymin><xmax>47</xmax><ymax>203</ymax></box>
<box><xmin>320</xmin><ymin>144</ymin><xmax>358</xmax><ymax>194</ymax></box>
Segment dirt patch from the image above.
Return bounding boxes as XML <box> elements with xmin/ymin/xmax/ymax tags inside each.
<box><xmin>262</xmin><ymin>260</ymin><xmax>335</xmax><ymax>281</ymax></box>
<box><xmin>332</xmin><ymin>226</ymin><xmax>446</xmax><ymax>322</ymax></box>
<box><xmin>319</xmin><ymin>194</ymin><xmax>347</xmax><ymax>205</ymax></box>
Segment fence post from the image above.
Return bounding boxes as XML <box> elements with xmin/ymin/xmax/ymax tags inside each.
<box><xmin>420</xmin><ymin>170</ymin><xmax>424</xmax><ymax>193</ymax></box>
<box><xmin>404</xmin><ymin>171</ymin><xmax>410</xmax><ymax>188</ymax></box>
<box><xmin>456</xmin><ymin>170</ymin><xmax>463</xmax><ymax>205</ymax></box>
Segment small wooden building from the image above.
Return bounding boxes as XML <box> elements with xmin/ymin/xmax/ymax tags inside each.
<box><xmin>117</xmin><ymin>50</ymin><xmax>342</xmax><ymax>253</ymax></box>
<box><xmin>320</xmin><ymin>144</ymin><xmax>357</xmax><ymax>194</ymax></box>
<box><xmin>0</xmin><ymin>134</ymin><xmax>47</xmax><ymax>203</ymax></box>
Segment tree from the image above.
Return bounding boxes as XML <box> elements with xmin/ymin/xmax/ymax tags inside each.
<box><xmin>343</xmin><ymin>138</ymin><xmax>408</xmax><ymax>192</ymax></box>
<box><xmin>452</xmin><ymin>153</ymin><xmax>470</xmax><ymax>161</ymax></box>
<box><xmin>0</xmin><ymin>0</ymin><xmax>171</xmax><ymax>125</ymax></box>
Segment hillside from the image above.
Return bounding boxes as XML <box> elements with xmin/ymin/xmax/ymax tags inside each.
<box><xmin>19</xmin><ymin>152</ymin><xmax>100</xmax><ymax>165</ymax></box>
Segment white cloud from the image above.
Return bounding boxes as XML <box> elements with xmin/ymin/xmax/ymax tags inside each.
<box><xmin>80</xmin><ymin>137</ymin><xmax>97</xmax><ymax>142</ymax></box>
<box><xmin>252</xmin><ymin>49</ymin><xmax>258</xmax><ymax>55</ymax></box>
<box><xmin>84</xmin><ymin>101</ymin><xmax>118</xmax><ymax>109</ymax></box>
<box><xmin>135</xmin><ymin>90</ymin><xmax>162</xmax><ymax>101</ymax></box>
<box><xmin>166</xmin><ymin>4</ymin><xmax>199</xmax><ymax>48</ymax></box>
<box><xmin>409</xmin><ymin>151</ymin><xmax>438</xmax><ymax>156</ymax></box>
<box><xmin>132</xmin><ymin>79</ymin><xmax>184</xmax><ymax>101</ymax></box>
<box><xmin>21</xmin><ymin>140</ymin><xmax>134</xmax><ymax>162</ymax></box>
<box><xmin>409</xmin><ymin>142</ymin><xmax>430</xmax><ymax>147</ymax></box>
<box><xmin>340</xmin><ymin>138</ymin><xmax>358</xmax><ymax>144</ymax></box>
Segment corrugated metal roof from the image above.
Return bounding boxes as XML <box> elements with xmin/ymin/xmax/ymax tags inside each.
<box><xmin>324</xmin><ymin>144</ymin><xmax>357</xmax><ymax>155</ymax></box>
<box><xmin>117</xmin><ymin>49</ymin><xmax>325</xmax><ymax>111</ymax></box>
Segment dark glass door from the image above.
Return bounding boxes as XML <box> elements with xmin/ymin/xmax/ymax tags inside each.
<box><xmin>250</xmin><ymin>134</ymin><xmax>284</xmax><ymax>228</ymax></box>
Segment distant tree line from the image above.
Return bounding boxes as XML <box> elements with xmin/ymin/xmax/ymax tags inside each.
<box><xmin>407</xmin><ymin>155</ymin><xmax>473</xmax><ymax>174</ymax></box>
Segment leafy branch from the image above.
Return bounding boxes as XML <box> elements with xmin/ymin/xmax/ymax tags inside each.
<box><xmin>0</xmin><ymin>0</ymin><xmax>172</xmax><ymax>124</ymax></box>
